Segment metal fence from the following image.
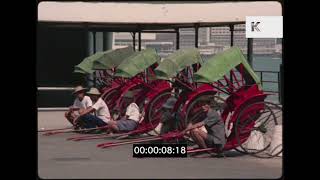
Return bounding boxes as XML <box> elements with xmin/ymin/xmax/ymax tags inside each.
<box><xmin>255</xmin><ymin>70</ymin><xmax>282</xmax><ymax>103</ymax></box>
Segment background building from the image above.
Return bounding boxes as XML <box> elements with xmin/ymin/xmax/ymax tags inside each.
<box><xmin>113</xmin><ymin>24</ymin><xmax>281</xmax><ymax>58</ymax></box>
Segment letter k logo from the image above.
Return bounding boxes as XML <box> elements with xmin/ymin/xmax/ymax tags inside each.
<box><xmin>251</xmin><ymin>22</ymin><xmax>261</xmax><ymax>32</ymax></box>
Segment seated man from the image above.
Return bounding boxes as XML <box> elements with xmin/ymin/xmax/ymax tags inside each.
<box><xmin>160</xmin><ymin>97</ymin><xmax>178</xmax><ymax>135</ymax></box>
<box><xmin>107</xmin><ymin>91</ymin><xmax>140</xmax><ymax>133</ymax></box>
<box><xmin>182</xmin><ymin>97</ymin><xmax>226</xmax><ymax>156</ymax></box>
<box><xmin>65</xmin><ymin>85</ymin><xmax>92</xmax><ymax>126</ymax></box>
<box><xmin>73</xmin><ymin>87</ymin><xmax>111</xmax><ymax>129</ymax></box>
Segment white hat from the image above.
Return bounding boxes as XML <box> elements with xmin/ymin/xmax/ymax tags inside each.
<box><xmin>86</xmin><ymin>87</ymin><xmax>101</xmax><ymax>95</ymax></box>
<box><xmin>72</xmin><ymin>86</ymin><xmax>87</xmax><ymax>94</ymax></box>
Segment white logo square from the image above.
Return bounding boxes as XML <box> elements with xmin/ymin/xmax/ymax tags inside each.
<box><xmin>246</xmin><ymin>16</ymin><xmax>283</xmax><ymax>38</ymax></box>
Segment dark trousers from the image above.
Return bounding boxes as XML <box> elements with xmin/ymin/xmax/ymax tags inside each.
<box><xmin>79</xmin><ymin>114</ymin><xmax>107</xmax><ymax>129</ymax></box>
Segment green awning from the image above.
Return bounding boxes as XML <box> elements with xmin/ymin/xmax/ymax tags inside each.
<box><xmin>194</xmin><ymin>47</ymin><xmax>261</xmax><ymax>88</ymax></box>
<box><xmin>92</xmin><ymin>46</ymin><xmax>135</xmax><ymax>70</ymax></box>
<box><xmin>74</xmin><ymin>52</ymin><xmax>104</xmax><ymax>74</ymax></box>
<box><xmin>114</xmin><ymin>48</ymin><xmax>160</xmax><ymax>78</ymax></box>
<box><xmin>154</xmin><ymin>48</ymin><xmax>203</xmax><ymax>80</ymax></box>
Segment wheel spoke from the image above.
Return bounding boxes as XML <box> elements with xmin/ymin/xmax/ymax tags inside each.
<box><xmin>235</xmin><ymin>101</ymin><xmax>282</xmax><ymax>158</ymax></box>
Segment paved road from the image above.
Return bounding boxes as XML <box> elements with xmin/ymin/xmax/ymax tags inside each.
<box><xmin>38</xmin><ymin>111</ymin><xmax>282</xmax><ymax>179</ymax></box>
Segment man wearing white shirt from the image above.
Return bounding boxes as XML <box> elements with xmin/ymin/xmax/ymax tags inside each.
<box><xmin>74</xmin><ymin>87</ymin><xmax>111</xmax><ymax>129</ymax></box>
<box><xmin>107</xmin><ymin>91</ymin><xmax>140</xmax><ymax>133</ymax></box>
<box><xmin>64</xmin><ymin>86</ymin><xmax>92</xmax><ymax>126</ymax></box>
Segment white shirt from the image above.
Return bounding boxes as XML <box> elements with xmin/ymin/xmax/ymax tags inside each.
<box><xmin>92</xmin><ymin>98</ymin><xmax>111</xmax><ymax>123</ymax></box>
<box><xmin>73</xmin><ymin>96</ymin><xmax>92</xmax><ymax>109</ymax></box>
<box><xmin>125</xmin><ymin>103</ymin><xmax>140</xmax><ymax>122</ymax></box>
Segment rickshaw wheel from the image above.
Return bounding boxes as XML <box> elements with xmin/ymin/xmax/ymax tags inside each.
<box><xmin>117</xmin><ymin>96</ymin><xmax>130</xmax><ymax>117</ymax></box>
<box><xmin>235</xmin><ymin>101</ymin><xmax>282</xmax><ymax>158</ymax></box>
<box><xmin>103</xmin><ymin>88</ymin><xmax>121</xmax><ymax>113</ymax></box>
<box><xmin>184</xmin><ymin>94</ymin><xmax>226</xmax><ymax>146</ymax></box>
<box><xmin>147</xmin><ymin>91</ymin><xmax>177</xmax><ymax>135</ymax></box>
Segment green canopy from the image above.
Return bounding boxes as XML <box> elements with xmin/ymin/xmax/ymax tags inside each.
<box><xmin>92</xmin><ymin>46</ymin><xmax>134</xmax><ymax>70</ymax></box>
<box><xmin>154</xmin><ymin>48</ymin><xmax>203</xmax><ymax>80</ymax></box>
<box><xmin>194</xmin><ymin>47</ymin><xmax>261</xmax><ymax>88</ymax></box>
<box><xmin>74</xmin><ymin>52</ymin><xmax>105</xmax><ymax>74</ymax></box>
<box><xmin>114</xmin><ymin>48</ymin><xmax>160</xmax><ymax>78</ymax></box>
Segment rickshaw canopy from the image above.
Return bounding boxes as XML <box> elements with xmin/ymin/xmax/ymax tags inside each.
<box><xmin>74</xmin><ymin>52</ymin><xmax>104</xmax><ymax>74</ymax></box>
<box><xmin>114</xmin><ymin>48</ymin><xmax>160</xmax><ymax>78</ymax></box>
<box><xmin>194</xmin><ymin>47</ymin><xmax>261</xmax><ymax>86</ymax></box>
<box><xmin>92</xmin><ymin>46</ymin><xmax>135</xmax><ymax>70</ymax></box>
<box><xmin>154</xmin><ymin>48</ymin><xmax>203</xmax><ymax>80</ymax></box>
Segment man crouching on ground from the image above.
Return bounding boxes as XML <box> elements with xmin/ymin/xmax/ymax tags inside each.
<box><xmin>65</xmin><ymin>85</ymin><xmax>92</xmax><ymax>127</ymax></box>
<box><xmin>182</xmin><ymin>97</ymin><xmax>226</xmax><ymax>157</ymax></box>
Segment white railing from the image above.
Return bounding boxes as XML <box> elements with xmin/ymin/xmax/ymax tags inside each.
<box><xmin>37</xmin><ymin>87</ymin><xmax>74</xmax><ymax>91</ymax></box>
<box><xmin>38</xmin><ymin>107</ymin><xmax>69</xmax><ymax>111</ymax></box>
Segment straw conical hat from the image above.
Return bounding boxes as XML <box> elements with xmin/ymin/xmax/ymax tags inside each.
<box><xmin>72</xmin><ymin>86</ymin><xmax>87</xmax><ymax>94</ymax></box>
<box><xmin>86</xmin><ymin>87</ymin><xmax>101</xmax><ymax>95</ymax></box>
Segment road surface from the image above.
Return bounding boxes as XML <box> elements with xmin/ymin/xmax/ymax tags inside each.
<box><xmin>38</xmin><ymin>111</ymin><xmax>282</xmax><ymax>179</ymax></box>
